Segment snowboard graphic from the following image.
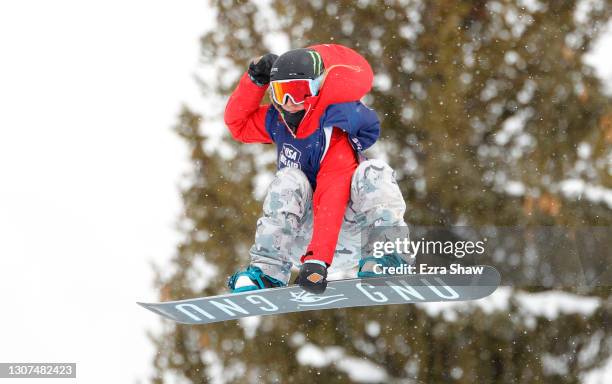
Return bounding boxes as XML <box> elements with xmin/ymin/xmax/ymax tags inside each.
<box><xmin>138</xmin><ymin>266</ymin><xmax>500</xmax><ymax>325</ymax></box>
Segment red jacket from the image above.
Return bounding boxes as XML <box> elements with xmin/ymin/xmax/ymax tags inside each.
<box><xmin>224</xmin><ymin>44</ymin><xmax>374</xmax><ymax>266</ymax></box>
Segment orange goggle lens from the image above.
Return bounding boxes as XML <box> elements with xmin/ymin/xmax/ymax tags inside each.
<box><xmin>270</xmin><ymin>79</ymin><xmax>315</xmax><ymax>105</ymax></box>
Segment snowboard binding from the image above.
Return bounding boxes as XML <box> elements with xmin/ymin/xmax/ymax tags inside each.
<box><xmin>227</xmin><ymin>265</ymin><xmax>286</xmax><ymax>293</ymax></box>
<box><xmin>357</xmin><ymin>253</ymin><xmax>407</xmax><ymax>278</ymax></box>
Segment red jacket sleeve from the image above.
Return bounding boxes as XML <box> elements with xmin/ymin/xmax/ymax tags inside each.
<box><xmin>301</xmin><ymin>129</ymin><xmax>358</xmax><ymax>266</ymax></box>
<box><xmin>224</xmin><ymin>72</ymin><xmax>273</xmax><ymax>144</ymax></box>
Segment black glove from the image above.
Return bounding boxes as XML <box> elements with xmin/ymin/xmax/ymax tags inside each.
<box><xmin>296</xmin><ymin>260</ymin><xmax>328</xmax><ymax>294</ymax></box>
<box><xmin>248</xmin><ymin>53</ymin><xmax>278</xmax><ymax>86</ymax></box>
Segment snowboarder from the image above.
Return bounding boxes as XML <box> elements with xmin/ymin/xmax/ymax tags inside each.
<box><xmin>224</xmin><ymin>44</ymin><xmax>409</xmax><ymax>294</ymax></box>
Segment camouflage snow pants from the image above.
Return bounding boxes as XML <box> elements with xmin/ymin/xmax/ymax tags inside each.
<box><xmin>250</xmin><ymin>159</ymin><xmax>408</xmax><ymax>284</ymax></box>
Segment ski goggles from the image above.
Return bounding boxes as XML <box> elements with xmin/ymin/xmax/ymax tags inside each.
<box><xmin>270</xmin><ymin>77</ymin><xmax>322</xmax><ymax>105</ymax></box>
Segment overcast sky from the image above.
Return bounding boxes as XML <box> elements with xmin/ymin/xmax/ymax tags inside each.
<box><xmin>0</xmin><ymin>1</ymin><xmax>610</xmax><ymax>384</ymax></box>
<box><xmin>0</xmin><ymin>1</ymin><xmax>210</xmax><ymax>383</ymax></box>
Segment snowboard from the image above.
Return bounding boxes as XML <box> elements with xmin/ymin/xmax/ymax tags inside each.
<box><xmin>138</xmin><ymin>265</ymin><xmax>500</xmax><ymax>325</ymax></box>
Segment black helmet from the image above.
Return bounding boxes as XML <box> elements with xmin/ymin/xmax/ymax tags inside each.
<box><xmin>270</xmin><ymin>48</ymin><xmax>324</xmax><ymax>82</ymax></box>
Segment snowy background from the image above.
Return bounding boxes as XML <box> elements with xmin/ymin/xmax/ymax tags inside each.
<box><xmin>0</xmin><ymin>1</ymin><xmax>610</xmax><ymax>383</ymax></box>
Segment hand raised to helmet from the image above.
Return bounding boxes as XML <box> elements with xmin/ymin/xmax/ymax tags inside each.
<box><xmin>248</xmin><ymin>53</ymin><xmax>279</xmax><ymax>86</ymax></box>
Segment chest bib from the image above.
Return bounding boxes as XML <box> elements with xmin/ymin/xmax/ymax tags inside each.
<box><xmin>265</xmin><ymin>108</ymin><xmax>333</xmax><ymax>189</ymax></box>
